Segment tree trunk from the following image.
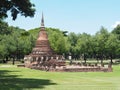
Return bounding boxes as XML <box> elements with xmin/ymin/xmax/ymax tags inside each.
<box><xmin>97</xmin><ymin>59</ymin><xmax>99</xmax><ymax>64</ymax></box>
<box><xmin>12</xmin><ymin>57</ymin><xmax>15</xmax><ymax>65</ymax></box>
<box><xmin>84</xmin><ymin>59</ymin><xmax>86</xmax><ymax>63</ymax></box>
<box><xmin>2</xmin><ymin>58</ymin><xmax>6</xmax><ymax>63</ymax></box>
<box><xmin>100</xmin><ymin>54</ymin><xmax>104</xmax><ymax>65</ymax></box>
<box><xmin>6</xmin><ymin>56</ymin><xmax>8</xmax><ymax>62</ymax></box>
<box><xmin>101</xmin><ymin>59</ymin><xmax>103</xmax><ymax>65</ymax></box>
<box><xmin>110</xmin><ymin>55</ymin><xmax>113</xmax><ymax>65</ymax></box>
<box><xmin>84</xmin><ymin>54</ymin><xmax>87</xmax><ymax>63</ymax></box>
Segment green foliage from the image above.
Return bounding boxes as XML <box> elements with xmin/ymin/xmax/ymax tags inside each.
<box><xmin>106</xmin><ymin>34</ymin><xmax>120</xmax><ymax>57</ymax></box>
<box><xmin>47</xmin><ymin>28</ymin><xmax>67</xmax><ymax>54</ymax></box>
<box><xmin>0</xmin><ymin>41</ymin><xmax>7</xmax><ymax>58</ymax></box>
<box><xmin>0</xmin><ymin>21</ymin><xmax>34</xmax><ymax>63</ymax></box>
<box><xmin>67</xmin><ymin>32</ymin><xmax>78</xmax><ymax>58</ymax></box>
<box><xmin>94</xmin><ymin>27</ymin><xmax>109</xmax><ymax>58</ymax></box>
<box><xmin>76</xmin><ymin>33</ymin><xmax>92</xmax><ymax>55</ymax></box>
<box><xmin>0</xmin><ymin>0</ymin><xmax>35</xmax><ymax>20</ymax></box>
<box><xmin>28</xmin><ymin>27</ymin><xmax>40</xmax><ymax>40</ymax></box>
<box><xmin>0</xmin><ymin>20</ymin><xmax>11</xmax><ymax>34</ymax></box>
<box><xmin>112</xmin><ymin>25</ymin><xmax>120</xmax><ymax>34</ymax></box>
<box><xmin>68</xmin><ymin>32</ymin><xmax>78</xmax><ymax>47</ymax></box>
<box><xmin>112</xmin><ymin>25</ymin><xmax>120</xmax><ymax>40</ymax></box>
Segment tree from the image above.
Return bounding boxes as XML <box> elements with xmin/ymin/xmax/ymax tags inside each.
<box><xmin>0</xmin><ymin>35</ymin><xmax>8</xmax><ymax>63</ymax></box>
<box><xmin>95</xmin><ymin>27</ymin><xmax>109</xmax><ymax>64</ymax></box>
<box><xmin>0</xmin><ymin>23</ymin><xmax>33</xmax><ymax>64</ymax></box>
<box><xmin>105</xmin><ymin>33</ymin><xmax>120</xmax><ymax>64</ymax></box>
<box><xmin>68</xmin><ymin>32</ymin><xmax>78</xmax><ymax>59</ymax></box>
<box><xmin>0</xmin><ymin>0</ymin><xmax>35</xmax><ymax>20</ymax></box>
<box><xmin>76</xmin><ymin>33</ymin><xmax>92</xmax><ymax>63</ymax></box>
<box><xmin>47</xmin><ymin>28</ymin><xmax>67</xmax><ymax>54</ymax></box>
<box><xmin>111</xmin><ymin>25</ymin><xmax>120</xmax><ymax>59</ymax></box>
<box><xmin>0</xmin><ymin>20</ymin><xmax>11</xmax><ymax>34</ymax></box>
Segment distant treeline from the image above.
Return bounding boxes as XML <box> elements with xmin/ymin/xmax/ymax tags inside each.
<box><xmin>0</xmin><ymin>20</ymin><xmax>120</xmax><ymax>64</ymax></box>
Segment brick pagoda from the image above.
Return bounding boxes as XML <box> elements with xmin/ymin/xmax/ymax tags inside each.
<box><xmin>31</xmin><ymin>13</ymin><xmax>55</xmax><ymax>57</ymax></box>
<box><xmin>24</xmin><ymin>14</ymin><xmax>63</xmax><ymax>67</ymax></box>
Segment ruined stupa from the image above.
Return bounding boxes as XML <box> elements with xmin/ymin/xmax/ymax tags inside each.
<box><xmin>24</xmin><ymin>14</ymin><xmax>63</xmax><ymax>67</ymax></box>
<box><xmin>31</xmin><ymin>13</ymin><xmax>55</xmax><ymax>57</ymax></box>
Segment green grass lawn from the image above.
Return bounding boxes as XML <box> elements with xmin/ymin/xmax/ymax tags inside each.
<box><xmin>0</xmin><ymin>64</ymin><xmax>120</xmax><ymax>90</ymax></box>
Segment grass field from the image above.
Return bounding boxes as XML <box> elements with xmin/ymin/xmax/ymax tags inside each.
<box><xmin>0</xmin><ymin>64</ymin><xmax>120</xmax><ymax>90</ymax></box>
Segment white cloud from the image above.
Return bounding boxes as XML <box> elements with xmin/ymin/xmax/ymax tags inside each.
<box><xmin>111</xmin><ymin>21</ymin><xmax>120</xmax><ymax>28</ymax></box>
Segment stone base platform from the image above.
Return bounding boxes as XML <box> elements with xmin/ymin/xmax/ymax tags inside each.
<box><xmin>31</xmin><ymin>65</ymin><xmax>112</xmax><ymax>72</ymax></box>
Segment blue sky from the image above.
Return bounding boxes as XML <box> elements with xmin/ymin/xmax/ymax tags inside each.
<box><xmin>5</xmin><ymin>0</ymin><xmax>120</xmax><ymax>35</ymax></box>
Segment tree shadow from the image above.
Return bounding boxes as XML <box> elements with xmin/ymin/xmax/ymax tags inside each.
<box><xmin>0</xmin><ymin>70</ymin><xmax>57</xmax><ymax>90</ymax></box>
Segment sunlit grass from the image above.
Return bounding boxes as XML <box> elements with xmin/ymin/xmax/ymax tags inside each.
<box><xmin>0</xmin><ymin>64</ymin><xmax>120</xmax><ymax>90</ymax></box>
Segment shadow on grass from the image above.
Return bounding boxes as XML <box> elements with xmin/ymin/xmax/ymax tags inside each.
<box><xmin>0</xmin><ymin>70</ymin><xmax>57</xmax><ymax>90</ymax></box>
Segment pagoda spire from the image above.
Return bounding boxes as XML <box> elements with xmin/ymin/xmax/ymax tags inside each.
<box><xmin>41</xmin><ymin>12</ymin><xmax>45</xmax><ymax>27</ymax></box>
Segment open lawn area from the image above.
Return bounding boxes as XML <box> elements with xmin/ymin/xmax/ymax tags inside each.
<box><xmin>0</xmin><ymin>64</ymin><xmax>120</xmax><ymax>90</ymax></box>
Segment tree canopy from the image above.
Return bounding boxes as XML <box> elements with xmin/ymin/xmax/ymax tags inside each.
<box><xmin>0</xmin><ymin>0</ymin><xmax>35</xmax><ymax>20</ymax></box>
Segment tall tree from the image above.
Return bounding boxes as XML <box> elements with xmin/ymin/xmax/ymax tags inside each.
<box><xmin>105</xmin><ymin>33</ymin><xmax>120</xmax><ymax>64</ymax></box>
<box><xmin>95</xmin><ymin>27</ymin><xmax>109</xmax><ymax>64</ymax></box>
<box><xmin>68</xmin><ymin>32</ymin><xmax>78</xmax><ymax>59</ymax></box>
<box><xmin>76</xmin><ymin>33</ymin><xmax>92</xmax><ymax>63</ymax></box>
